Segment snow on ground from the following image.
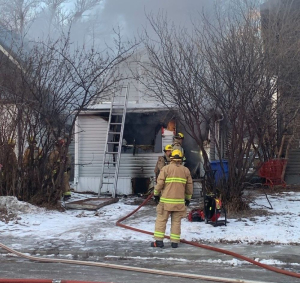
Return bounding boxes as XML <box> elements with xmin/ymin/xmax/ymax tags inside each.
<box><xmin>0</xmin><ymin>190</ymin><xmax>300</xmax><ymax>245</ymax></box>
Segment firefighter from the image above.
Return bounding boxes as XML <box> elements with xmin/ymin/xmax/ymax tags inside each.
<box><xmin>23</xmin><ymin>137</ymin><xmax>43</xmax><ymax>168</ymax></box>
<box><xmin>172</xmin><ymin>132</ymin><xmax>186</xmax><ymax>163</ymax></box>
<box><xmin>23</xmin><ymin>137</ymin><xmax>43</xmax><ymax>194</ymax></box>
<box><xmin>151</xmin><ymin>149</ymin><xmax>193</xmax><ymax>248</ymax></box>
<box><xmin>154</xmin><ymin>144</ymin><xmax>172</xmax><ymax>180</ymax></box>
<box><xmin>2</xmin><ymin>139</ymin><xmax>18</xmax><ymax>193</ymax></box>
<box><xmin>48</xmin><ymin>139</ymin><xmax>71</xmax><ymax>201</ymax></box>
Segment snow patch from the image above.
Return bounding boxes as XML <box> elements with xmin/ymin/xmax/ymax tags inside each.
<box><xmin>0</xmin><ymin>196</ymin><xmax>44</xmax><ymax>214</ymax></box>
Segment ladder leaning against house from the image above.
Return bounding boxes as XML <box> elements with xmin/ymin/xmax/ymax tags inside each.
<box><xmin>98</xmin><ymin>85</ymin><xmax>129</xmax><ymax>198</ymax></box>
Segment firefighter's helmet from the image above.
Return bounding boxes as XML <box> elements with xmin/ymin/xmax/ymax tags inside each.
<box><xmin>170</xmin><ymin>149</ymin><xmax>183</xmax><ymax>160</ymax></box>
<box><xmin>56</xmin><ymin>139</ymin><xmax>65</xmax><ymax>146</ymax></box>
<box><xmin>164</xmin><ymin>144</ymin><xmax>172</xmax><ymax>152</ymax></box>
<box><xmin>174</xmin><ymin>132</ymin><xmax>184</xmax><ymax>139</ymax></box>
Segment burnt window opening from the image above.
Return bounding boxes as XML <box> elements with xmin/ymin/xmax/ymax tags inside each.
<box><xmin>120</xmin><ymin>111</ymin><xmax>174</xmax><ymax>154</ymax></box>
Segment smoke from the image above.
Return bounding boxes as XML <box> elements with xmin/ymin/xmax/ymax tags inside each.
<box><xmin>100</xmin><ymin>0</ymin><xmax>215</xmax><ymax>39</ymax></box>
<box><xmin>28</xmin><ymin>0</ymin><xmax>215</xmax><ymax>49</ymax></box>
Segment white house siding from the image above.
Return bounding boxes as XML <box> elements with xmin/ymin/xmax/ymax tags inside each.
<box><xmin>75</xmin><ymin>115</ymin><xmax>107</xmax><ymax>192</ymax></box>
<box><xmin>162</xmin><ymin>129</ymin><xmax>174</xmax><ymax>151</ymax></box>
<box><xmin>78</xmin><ymin>116</ymin><xmax>107</xmax><ymax>176</ymax></box>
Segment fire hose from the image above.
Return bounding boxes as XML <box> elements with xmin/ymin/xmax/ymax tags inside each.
<box><xmin>0</xmin><ymin>240</ymin><xmax>268</xmax><ymax>283</ymax></box>
<box><xmin>0</xmin><ymin>193</ymin><xmax>300</xmax><ymax>282</ymax></box>
<box><xmin>0</xmin><ymin>280</ymin><xmax>104</xmax><ymax>283</ymax></box>
<box><xmin>116</xmin><ymin>193</ymin><xmax>300</xmax><ymax>280</ymax></box>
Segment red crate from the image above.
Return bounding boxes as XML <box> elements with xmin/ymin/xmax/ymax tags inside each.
<box><xmin>258</xmin><ymin>159</ymin><xmax>287</xmax><ymax>188</ymax></box>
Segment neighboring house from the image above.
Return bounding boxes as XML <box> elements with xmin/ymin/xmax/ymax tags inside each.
<box><xmin>0</xmin><ymin>26</ymin><xmax>60</xmax><ymax>158</ymax></box>
<box><xmin>73</xmin><ymin>51</ymin><xmax>225</xmax><ymax>195</ymax></box>
<box><xmin>0</xmin><ymin>26</ymin><xmax>25</xmax><ymax>155</ymax></box>
<box><xmin>261</xmin><ymin>0</ymin><xmax>300</xmax><ymax>184</ymax></box>
<box><xmin>0</xmin><ymin>27</ymin><xmax>23</xmax><ymax>70</ymax></box>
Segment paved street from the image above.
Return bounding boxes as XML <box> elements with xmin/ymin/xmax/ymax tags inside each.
<box><xmin>1</xmin><ymin>239</ymin><xmax>300</xmax><ymax>283</ymax></box>
<box><xmin>1</xmin><ymin>193</ymin><xmax>300</xmax><ymax>283</ymax></box>
<box><xmin>0</xmin><ymin>254</ymin><xmax>298</xmax><ymax>283</ymax></box>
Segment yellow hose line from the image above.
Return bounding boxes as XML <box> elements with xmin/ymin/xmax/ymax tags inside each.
<box><xmin>0</xmin><ymin>242</ymin><xmax>272</xmax><ymax>283</ymax></box>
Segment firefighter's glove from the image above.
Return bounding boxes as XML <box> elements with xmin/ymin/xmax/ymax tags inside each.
<box><xmin>185</xmin><ymin>199</ymin><xmax>190</xmax><ymax>206</ymax></box>
<box><xmin>154</xmin><ymin>195</ymin><xmax>160</xmax><ymax>205</ymax></box>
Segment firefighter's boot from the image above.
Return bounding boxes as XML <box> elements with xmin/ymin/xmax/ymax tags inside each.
<box><xmin>171</xmin><ymin>242</ymin><xmax>178</xmax><ymax>248</ymax></box>
<box><xmin>151</xmin><ymin>240</ymin><xmax>164</xmax><ymax>248</ymax></box>
<box><xmin>63</xmin><ymin>191</ymin><xmax>71</xmax><ymax>201</ymax></box>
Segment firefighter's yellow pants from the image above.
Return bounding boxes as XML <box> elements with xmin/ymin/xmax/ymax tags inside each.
<box><xmin>154</xmin><ymin>203</ymin><xmax>186</xmax><ymax>243</ymax></box>
<box><xmin>63</xmin><ymin>171</ymin><xmax>71</xmax><ymax>193</ymax></box>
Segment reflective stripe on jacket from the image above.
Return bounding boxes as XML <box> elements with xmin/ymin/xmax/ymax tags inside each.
<box><xmin>154</xmin><ymin>161</ymin><xmax>193</xmax><ymax>211</ymax></box>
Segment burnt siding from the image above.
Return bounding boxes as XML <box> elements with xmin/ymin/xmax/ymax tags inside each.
<box><xmin>119</xmin><ymin>153</ymin><xmax>162</xmax><ymax>178</ymax></box>
<box><xmin>77</xmin><ymin>115</ymin><xmax>163</xmax><ymax>178</ymax></box>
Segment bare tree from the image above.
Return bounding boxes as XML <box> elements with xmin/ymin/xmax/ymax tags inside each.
<box><xmin>261</xmin><ymin>0</ymin><xmax>300</xmax><ymax>158</ymax></box>
<box><xmin>139</xmin><ymin>14</ymin><xmax>212</xmax><ymax>173</ymax></box>
<box><xmin>0</xmin><ymin>0</ymin><xmax>42</xmax><ymax>36</ymax></box>
<box><xmin>0</xmin><ymin>30</ymin><xmax>137</xmax><ymax>205</ymax></box>
<box><xmin>71</xmin><ymin>0</ymin><xmax>101</xmax><ymax>23</ymax></box>
<box><xmin>0</xmin><ymin>0</ymin><xmax>103</xmax><ymax>44</ymax></box>
<box><xmin>140</xmin><ymin>1</ymin><xmax>300</xmax><ymax>212</ymax></box>
<box><xmin>194</xmin><ymin>2</ymin><xmax>278</xmax><ymax>211</ymax></box>
<box><xmin>39</xmin><ymin>0</ymin><xmax>103</xmax><ymax>40</ymax></box>
<box><xmin>41</xmin><ymin>0</ymin><xmax>71</xmax><ymax>34</ymax></box>
<box><xmin>0</xmin><ymin>0</ymin><xmax>138</xmax><ymax>206</ymax></box>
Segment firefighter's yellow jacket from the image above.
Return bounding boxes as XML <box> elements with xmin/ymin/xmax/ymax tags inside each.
<box><xmin>154</xmin><ymin>154</ymin><xmax>171</xmax><ymax>178</ymax></box>
<box><xmin>23</xmin><ymin>146</ymin><xmax>43</xmax><ymax>167</ymax></box>
<box><xmin>154</xmin><ymin>161</ymin><xmax>193</xmax><ymax>211</ymax></box>
<box><xmin>48</xmin><ymin>147</ymin><xmax>71</xmax><ymax>173</ymax></box>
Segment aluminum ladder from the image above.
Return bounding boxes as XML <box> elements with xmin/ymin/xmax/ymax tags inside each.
<box><xmin>98</xmin><ymin>85</ymin><xmax>129</xmax><ymax>197</ymax></box>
